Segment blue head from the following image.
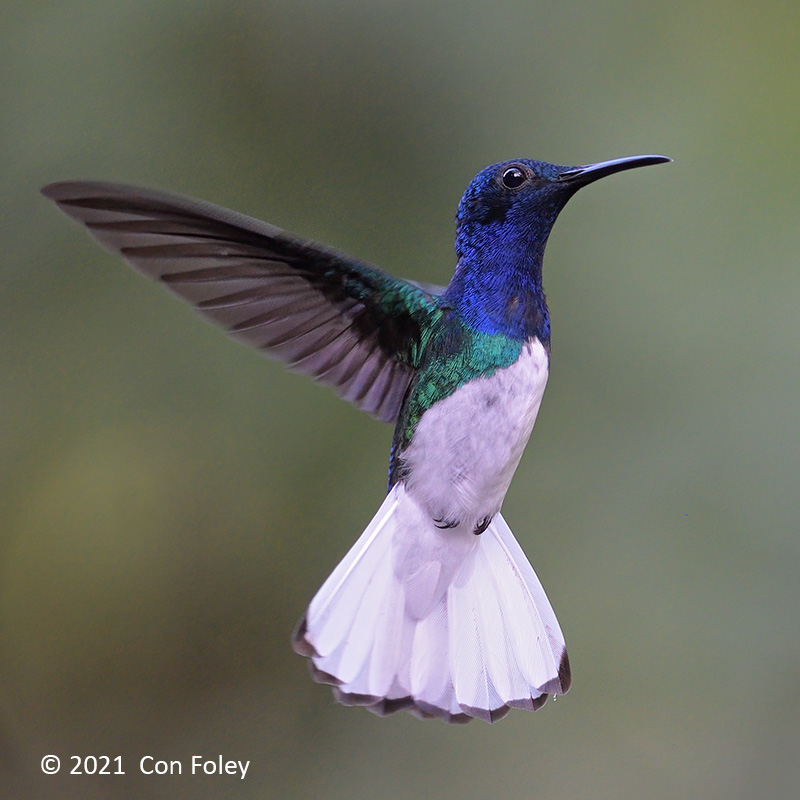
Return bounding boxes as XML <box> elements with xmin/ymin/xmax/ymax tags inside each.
<box><xmin>444</xmin><ymin>155</ymin><xmax>670</xmax><ymax>342</ymax></box>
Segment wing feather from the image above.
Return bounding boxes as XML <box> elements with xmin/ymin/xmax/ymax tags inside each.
<box><xmin>43</xmin><ymin>181</ymin><xmax>441</xmax><ymax>422</ymax></box>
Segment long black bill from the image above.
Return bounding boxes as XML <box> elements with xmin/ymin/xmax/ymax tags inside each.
<box><xmin>557</xmin><ymin>154</ymin><xmax>672</xmax><ymax>186</ymax></box>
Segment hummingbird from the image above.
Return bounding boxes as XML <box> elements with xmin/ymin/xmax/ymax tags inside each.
<box><xmin>42</xmin><ymin>153</ymin><xmax>670</xmax><ymax>723</ymax></box>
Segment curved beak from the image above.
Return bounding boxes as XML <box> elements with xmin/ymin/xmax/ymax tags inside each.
<box><xmin>557</xmin><ymin>154</ymin><xmax>672</xmax><ymax>186</ymax></box>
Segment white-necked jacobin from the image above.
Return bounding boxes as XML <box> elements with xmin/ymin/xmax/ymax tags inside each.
<box><xmin>43</xmin><ymin>153</ymin><xmax>670</xmax><ymax>723</ymax></box>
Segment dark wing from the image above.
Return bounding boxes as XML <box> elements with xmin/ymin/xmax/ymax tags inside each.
<box><xmin>42</xmin><ymin>181</ymin><xmax>441</xmax><ymax>422</ymax></box>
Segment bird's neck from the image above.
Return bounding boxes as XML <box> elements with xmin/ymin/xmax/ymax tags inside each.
<box><xmin>443</xmin><ymin>226</ymin><xmax>550</xmax><ymax>344</ymax></box>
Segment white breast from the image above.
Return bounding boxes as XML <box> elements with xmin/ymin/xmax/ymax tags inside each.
<box><xmin>401</xmin><ymin>338</ymin><xmax>549</xmax><ymax>527</ymax></box>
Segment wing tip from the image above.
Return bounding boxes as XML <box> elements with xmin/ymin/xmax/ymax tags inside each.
<box><xmin>41</xmin><ymin>182</ymin><xmax>61</xmax><ymax>200</ymax></box>
<box><xmin>41</xmin><ymin>181</ymin><xmax>81</xmax><ymax>205</ymax></box>
<box><xmin>41</xmin><ymin>180</ymin><xmax>108</xmax><ymax>202</ymax></box>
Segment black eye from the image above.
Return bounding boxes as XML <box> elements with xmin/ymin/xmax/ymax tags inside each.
<box><xmin>500</xmin><ymin>166</ymin><xmax>526</xmax><ymax>190</ymax></box>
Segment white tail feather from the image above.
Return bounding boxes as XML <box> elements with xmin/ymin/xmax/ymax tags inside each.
<box><xmin>293</xmin><ymin>483</ymin><xmax>570</xmax><ymax>723</ymax></box>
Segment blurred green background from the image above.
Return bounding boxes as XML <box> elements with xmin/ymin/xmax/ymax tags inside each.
<box><xmin>3</xmin><ymin>0</ymin><xmax>799</xmax><ymax>797</ymax></box>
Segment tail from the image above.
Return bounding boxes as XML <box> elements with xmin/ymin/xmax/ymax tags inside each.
<box><xmin>293</xmin><ymin>484</ymin><xmax>570</xmax><ymax>723</ymax></box>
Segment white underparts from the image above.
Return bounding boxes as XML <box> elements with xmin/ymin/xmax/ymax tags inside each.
<box><xmin>401</xmin><ymin>338</ymin><xmax>549</xmax><ymax>528</ymax></box>
<box><xmin>294</xmin><ymin>338</ymin><xmax>569</xmax><ymax>722</ymax></box>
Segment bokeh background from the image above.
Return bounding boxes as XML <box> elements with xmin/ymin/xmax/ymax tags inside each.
<box><xmin>3</xmin><ymin>1</ymin><xmax>799</xmax><ymax>798</ymax></box>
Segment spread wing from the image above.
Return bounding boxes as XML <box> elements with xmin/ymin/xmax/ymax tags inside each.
<box><xmin>42</xmin><ymin>181</ymin><xmax>441</xmax><ymax>422</ymax></box>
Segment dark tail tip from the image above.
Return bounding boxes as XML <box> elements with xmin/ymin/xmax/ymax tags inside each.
<box><xmin>558</xmin><ymin>649</ymin><xmax>572</xmax><ymax>693</ymax></box>
<box><xmin>291</xmin><ymin>614</ymin><xmax>317</xmax><ymax>657</ymax></box>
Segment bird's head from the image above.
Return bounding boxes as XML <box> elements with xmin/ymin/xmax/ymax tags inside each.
<box><xmin>446</xmin><ymin>154</ymin><xmax>670</xmax><ymax>340</ymax></box>
<box><xmin>455</xmin><ymin>154</ymin><xmax>670</xmax><ymax>262</ymax></box>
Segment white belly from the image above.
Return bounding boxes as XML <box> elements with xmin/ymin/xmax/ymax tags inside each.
<box><xmin>401</xmin><ymin>338</ymin><xmax>549</xmax><ymax>527</ymax></box>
